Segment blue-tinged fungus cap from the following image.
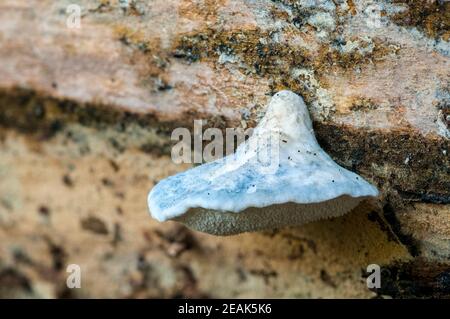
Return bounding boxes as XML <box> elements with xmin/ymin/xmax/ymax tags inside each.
<box><xmin>148</xmin><ymin>90</ymin><xmax>379</xmax><ymax>235</ymax></box>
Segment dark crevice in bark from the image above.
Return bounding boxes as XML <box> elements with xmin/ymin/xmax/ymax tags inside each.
<box><xmin>381</xmin><ymin>203</ymin><xmax>420</xmax><ymax>257</ymax></box>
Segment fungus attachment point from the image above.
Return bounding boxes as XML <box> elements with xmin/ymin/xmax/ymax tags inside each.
<box><xmin>148</xmin><ymin>90</ymin><xmax>379</xmax><ymax>235</ymax></box>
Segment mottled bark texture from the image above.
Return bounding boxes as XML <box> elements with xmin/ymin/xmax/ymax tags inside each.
<box><xmin>0</xmin><ymin>0</ymin><xmax>449</xmax><ymax>298</ymax></box>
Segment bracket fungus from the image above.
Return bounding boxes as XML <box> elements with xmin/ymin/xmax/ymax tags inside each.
<box><xmin>148</xmin><ymin>90</ymin><xmax>379</xmax><ymax>235</ymax></box>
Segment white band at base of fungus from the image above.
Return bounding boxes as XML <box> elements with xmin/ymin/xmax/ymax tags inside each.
<box><xmin>147</xmin><ymin>90</ymin><xmax>379</xmax><ymax>236</ymax></box>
